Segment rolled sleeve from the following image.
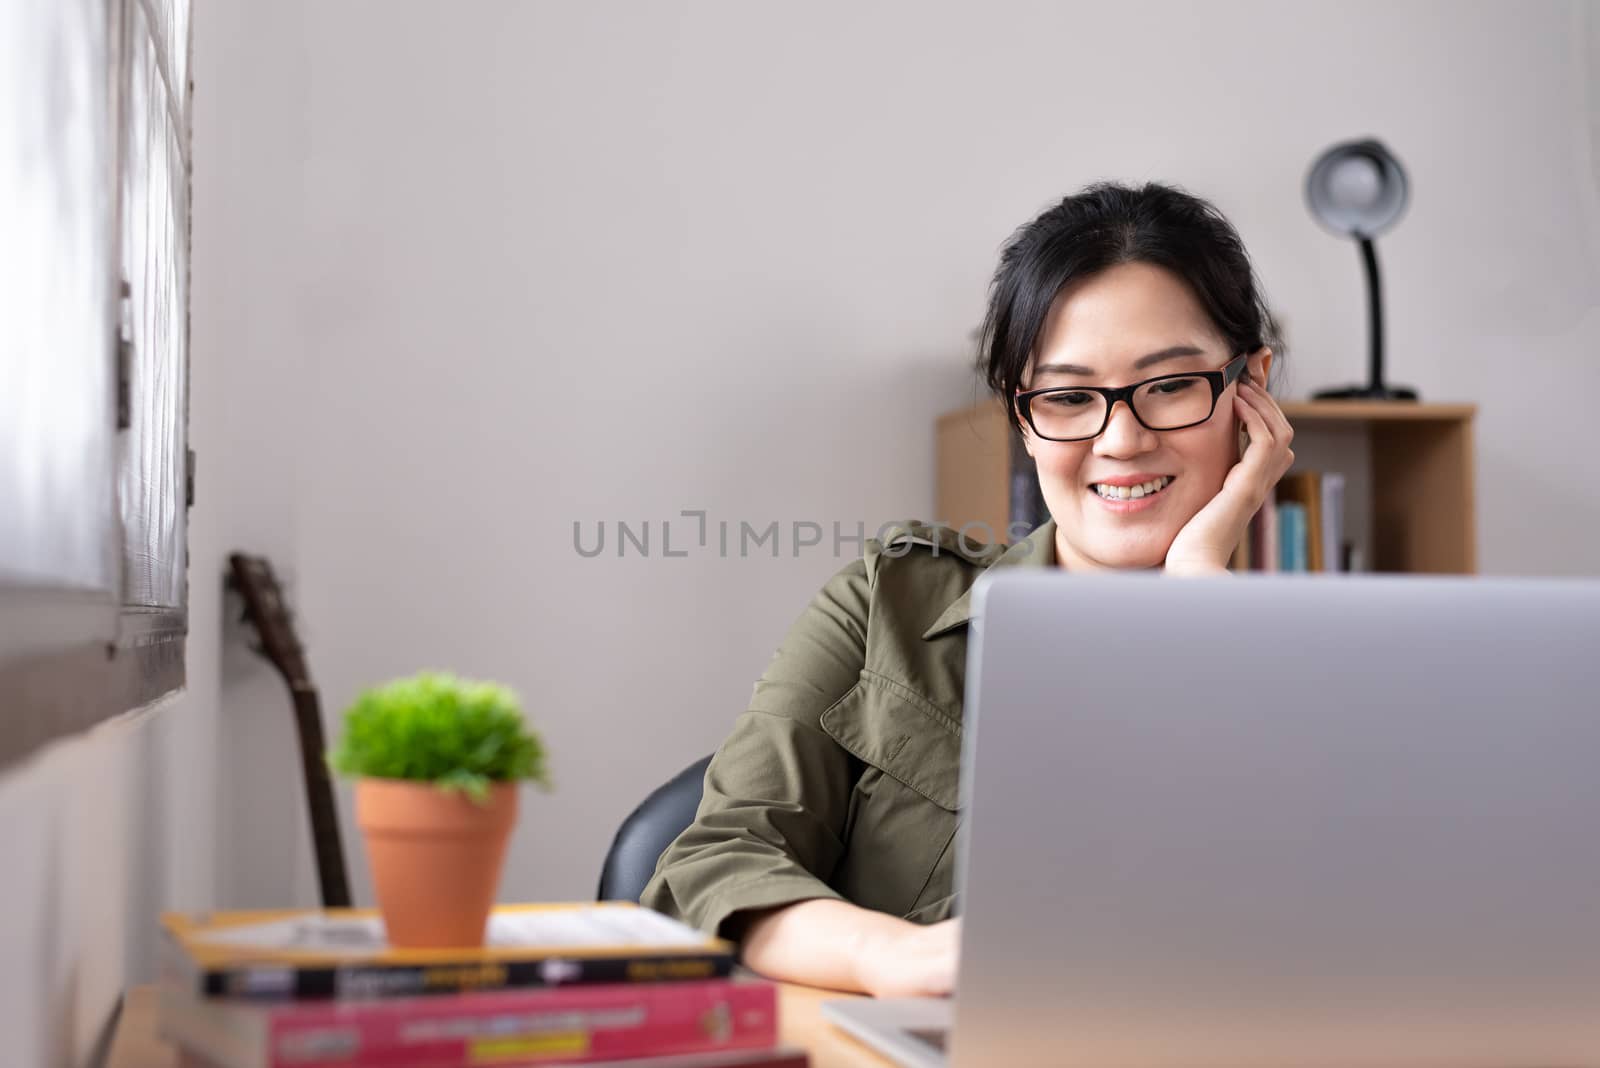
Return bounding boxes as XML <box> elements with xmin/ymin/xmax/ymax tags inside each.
<box><xmin>640</xmin><ymin>554</ymin><xmax>873</xmax><ymax>939</ymax></box>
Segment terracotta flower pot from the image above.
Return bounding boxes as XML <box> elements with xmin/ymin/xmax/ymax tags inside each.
<box><xmin>355</xmin><ymin>778</ymin><xmax>518</xmax><ymax>948</ymax></box>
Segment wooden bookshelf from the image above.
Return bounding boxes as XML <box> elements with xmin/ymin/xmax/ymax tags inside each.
<box><xmin>934</xmin><ymin>399</ymin><xmax>1477</xmax><ymax>574</ymax></box>
<box><xmin>934</xmin><ymin>402</ymin><xmax>1014</xmax><ymax>545</ymax></box>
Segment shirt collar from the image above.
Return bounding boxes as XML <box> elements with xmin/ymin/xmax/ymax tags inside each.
<box><xmin>921</xmin><ymin>519</ymin><xmax>1058</xmax><ymax>640</ymax></box>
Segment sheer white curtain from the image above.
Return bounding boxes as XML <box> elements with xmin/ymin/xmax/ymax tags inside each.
<box><xmin>0</xmin><ymin>0</ymin><xmax>119</xmax><ymax>600</ymax></box>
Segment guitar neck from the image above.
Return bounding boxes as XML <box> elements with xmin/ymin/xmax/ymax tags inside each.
<box><xmin>227</xmin><ymin>552</ymin><xmax>354</xmax><ymax>911</ymax></box>
<box><xmin>289</xmin><ymin>685</ymin><xmax>352</xmax><ymax>910</ymax></box>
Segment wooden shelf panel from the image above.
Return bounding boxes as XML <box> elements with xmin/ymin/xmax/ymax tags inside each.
<box><xmin>934</xmin><ymin>400</ymin><xmax>1011</xmax><ymax>542</ymax></box>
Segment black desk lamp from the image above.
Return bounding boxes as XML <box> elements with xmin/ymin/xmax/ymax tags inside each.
<box><xmin>1305</xmin><ymin>138</ymin><xmax>1418</xmax><ymax>400</ymax></box>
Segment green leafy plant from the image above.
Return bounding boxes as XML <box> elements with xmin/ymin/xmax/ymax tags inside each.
<box><xmin>328</xmin><ymin>671</ymin><xmax>551</xmax><ymax>802</ymax></box>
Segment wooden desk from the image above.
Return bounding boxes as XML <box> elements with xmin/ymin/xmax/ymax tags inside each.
<box><xmin>107</xmin><ymin>983</ymin><xmax>894</xmax><ymax>1068</ymax></box>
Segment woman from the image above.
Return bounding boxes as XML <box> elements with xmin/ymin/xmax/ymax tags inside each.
<box><xmin>640</xmin><ymin>181</ymin><xmax>1296</xmax><ymax>998</ymax></box>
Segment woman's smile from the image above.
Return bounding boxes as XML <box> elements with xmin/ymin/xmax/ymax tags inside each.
<box><xmin>1088</xmin><ymin>474</ymin><xmax>1177</xmax><ymax>513</ymax></box>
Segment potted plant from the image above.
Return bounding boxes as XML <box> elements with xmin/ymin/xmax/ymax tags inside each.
<box><xmin>328</xmin><ymin>671</ymin><xmax>551</xmax><ymax>947</ymax></box>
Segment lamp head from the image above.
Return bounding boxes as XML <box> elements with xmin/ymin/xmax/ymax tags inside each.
<box><xmin>1306</xmin><ymin>139</ymin><xmax>1409</xmax><ymax>240</ymax></box>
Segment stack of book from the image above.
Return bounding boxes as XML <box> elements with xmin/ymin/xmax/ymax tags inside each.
<box><xmin>156</xmin><ymin>902</ymin><xmax>809</xmax><ymax>1068</ymax></box>
<box><xmin>1229</xmin><ymin>469</ymin><xmax>1353</xmax><ymax>573</ymax></box>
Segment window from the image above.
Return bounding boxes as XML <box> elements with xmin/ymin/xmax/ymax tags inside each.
<box><xmin>0</xmin><ymin>0</ymin><xmax>192</xmax><ymax>766</ymax></box>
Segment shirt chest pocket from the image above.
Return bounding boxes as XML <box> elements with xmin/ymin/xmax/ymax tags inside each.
<box><xmin>819</xmin><ymin>673</ymin><xmax>962</xmax><ymax>919</ymax></box>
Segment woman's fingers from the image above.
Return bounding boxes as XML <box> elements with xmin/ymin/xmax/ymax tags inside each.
<box><xmin>1232</xmin><ymin>392</ymin><xmax>1272</xmax><ymax>461</ymax></box>
<box><xmin>1243</xmin><ymin>379</ymin><xmax>1294</xmax><ymax>444</ymax></box>
<box><xmin>1236</xmin><ymin>380</ymin><xmax>1275</xmax><ymax>439</ymax></box>
<box><xmin>1234</xmin><ymin>384</ymin><xmax>1295</xmax><ymax>484</ymax></box>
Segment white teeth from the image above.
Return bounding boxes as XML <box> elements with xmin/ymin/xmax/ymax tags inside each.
<box><xmin>1094</xmin><ymin>476</ymin><xmax>1172</xmax><ymax>500</ymax></box>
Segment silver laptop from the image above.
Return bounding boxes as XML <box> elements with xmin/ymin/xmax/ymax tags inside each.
<box><xmin>824</xmin><ymin>570</ymin><xmax>1600</xmax><ymax>1067</ymax></box>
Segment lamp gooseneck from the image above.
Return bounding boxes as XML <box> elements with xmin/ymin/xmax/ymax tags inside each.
<box><xmin>1362</xmin><ymin>237</ymin><xmax>1384</xmax><ymax>394</ymax></box>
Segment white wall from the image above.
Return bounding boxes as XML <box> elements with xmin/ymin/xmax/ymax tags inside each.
<box><xmin>189</xmin><ymin>0</ymin><xmax>321</xmax><ymax>913</ymax></box>
<box><xmin>193</xmin><ymin>0</ymin><xmax>1600</xmax><ymax>910</ymax></box>
<box><xmin>0</xmin><ymin>695</ymin><xmax>219</xmax><ymax>1068</ymax></box>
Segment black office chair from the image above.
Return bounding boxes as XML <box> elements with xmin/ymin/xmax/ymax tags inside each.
<box><xmin>597</xmin><ymin>754</ymin><xmax>713</xmax><ymax>902</ymax></box>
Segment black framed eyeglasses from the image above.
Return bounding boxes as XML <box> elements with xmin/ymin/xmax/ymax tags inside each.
<box><xmin>1015</xmin><ymin>351</ymin><xmax>1250</xmax><ymax>442</ymax></box>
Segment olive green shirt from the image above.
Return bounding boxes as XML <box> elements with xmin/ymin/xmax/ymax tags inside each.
<box><xmin>640</xmin><ymin>519</ymin><xmax>1059</xmax><ymax>939</ymax></box>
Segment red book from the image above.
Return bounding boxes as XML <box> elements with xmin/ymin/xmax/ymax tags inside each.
<box><xmin>158</xmin><ymin>978</ymin><xmax>779</xmax><ymax>1068</ymax></box>
<box><xmin>1250</xmin><ymin>499</ymin><xmax>1279</xmax><ymax>572</ymax></box>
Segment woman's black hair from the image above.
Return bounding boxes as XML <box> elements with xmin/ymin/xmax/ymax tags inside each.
<box><xmin>979</xmin><ymin>181</ymin><xmax>1284</xmax><ymax>428</ymax></box>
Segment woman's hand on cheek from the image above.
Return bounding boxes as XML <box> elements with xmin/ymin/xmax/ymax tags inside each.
<box><xmin>1163</xmin><ymin>379</ymin><xmax>1295</xmax><ymax>576</ymax></box>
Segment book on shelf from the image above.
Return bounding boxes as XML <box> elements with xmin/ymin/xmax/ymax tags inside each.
<box><xmin>1320</xmin><ymin>471</ymin><xmax>1345</xmax><ymax>573</ymax></box>
<box><xmin>160</xmin><ymin>902</ymin><xmax>736</xmax><ymax>1001</ymax></box>
<box><xmin>1255</xmin><ymin>499</ymin><xmax>1279</xmax><ymax>574</ymax></box>
<box><xmin>1276</xmin><ymin>502</ymin><xmax>1308</xmax><ymax>572</ymax></box>
<box><xmin>1275</xmin><ymin>471</ymin><xmax>1323</xmax><ymax>571</ymax></box>
<box><xmin>157</xmin><ymin>976</ymin><xmax>781</xmax><ymax>1068</ymax></box>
